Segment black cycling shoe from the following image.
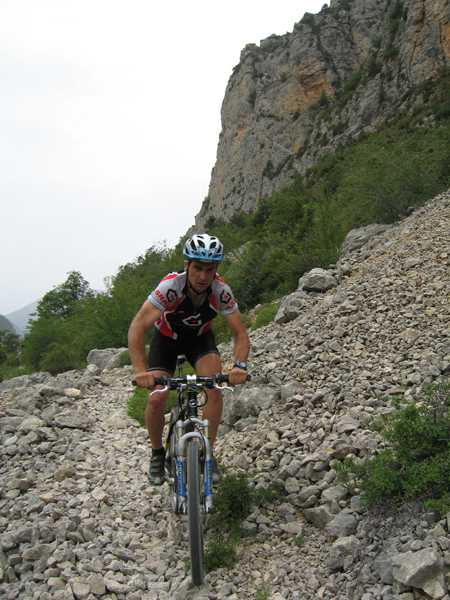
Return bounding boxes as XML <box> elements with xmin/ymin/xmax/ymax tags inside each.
<box><xmin>212</xmin><ymin>457</ymin><xmax>223</xmax><ymax>484</ymax></box>
<box><xmin>148</xmin><ymin>454</ymin><xmax>166</xmax><ymax>485</ymax></box>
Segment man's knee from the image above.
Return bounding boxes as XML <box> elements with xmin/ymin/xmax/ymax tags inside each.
<box><xmin>147</xmin><ymin>392</ymin><xmax>169</xmax><ymax>413</ymax></box>
<box><xmin>206</xmin><ymin>388</ymin><xmax>223</xmax><ymax>405</ymax></box>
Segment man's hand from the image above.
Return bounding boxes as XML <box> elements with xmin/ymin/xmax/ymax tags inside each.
<box><xmin>228</xmin><ymin>366</ymin><xmax>248</xmax><ymax>386</ymax></box>
<box><xmin>134</xmin><ymin>372</ymin><xmax>156</xmax><ymax>391</ymax></box>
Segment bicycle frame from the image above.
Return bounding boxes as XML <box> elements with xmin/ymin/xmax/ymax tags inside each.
<box><xmin>151</xmin><ymin>361</ymin><xmax>233</xmax><ymax>515</ymax></box>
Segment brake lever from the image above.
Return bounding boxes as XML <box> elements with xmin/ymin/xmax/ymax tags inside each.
<box><xmin>149</xmin><ymin>386</ymin><xmax>170</xmax><ymax>397</ymax></box>
<box><xmin>213</xmin><ymin>382</ymin><xmax>233</xmax><ymax>392</ymax></box>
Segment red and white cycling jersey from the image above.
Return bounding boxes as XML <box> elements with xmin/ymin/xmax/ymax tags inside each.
<box><xmin>148</xmin><ymin>271</ymin><xmax>238</xmax><ymax>340</ymax></box>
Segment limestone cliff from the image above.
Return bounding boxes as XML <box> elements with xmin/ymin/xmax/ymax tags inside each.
<box><xmin>193</xmin><ymin>0</ymin><xmax>450</xmax><ymax>230</ymax></box>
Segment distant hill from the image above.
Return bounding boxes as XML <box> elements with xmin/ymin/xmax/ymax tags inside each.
<box><xmin>6</xmin><ymin>299</ymin><xmax>40</xmax><ymax>336</ymax></box>
<box><xmin>0</xmin><ymin>315</ymin><xmax>17</xmax><ymax>336</ymax></box>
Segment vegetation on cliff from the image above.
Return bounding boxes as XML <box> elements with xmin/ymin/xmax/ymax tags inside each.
<box><xmin>1</xmin><ymin>69</ymin><xmax>450</xmax><ymax>378</ymax></box>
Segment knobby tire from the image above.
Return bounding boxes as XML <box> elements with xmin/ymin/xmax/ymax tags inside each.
<box><xmin>168</xmin><ymin>407</ymin><xmax>179</xmax><ymax>514</ymax></box>
<box><xmin>187</xmin><ymin>439</ymin><xmax>204</xmax><ymax>585</ymax></box>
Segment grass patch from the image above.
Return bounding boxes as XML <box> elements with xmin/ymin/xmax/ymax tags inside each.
<box><xmin>256</xmin><ymin>583</ymin><xmax>272</xmax><ymax>600</ymax></box>
<box><xmin>251</xmin><ymin>302</ymin><xmax>280</xmax><ymax>331</ymax></box>
<box><xmin>0</xmin><ymin>364</ymin><xmax>34</xmax><ymax>383</ymax></box>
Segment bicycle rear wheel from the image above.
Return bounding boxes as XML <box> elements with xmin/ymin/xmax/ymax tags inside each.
<box><xmin>187</xmin><ymin>439</ymin><xmax>204</xmax><ymax>585</ymax></box>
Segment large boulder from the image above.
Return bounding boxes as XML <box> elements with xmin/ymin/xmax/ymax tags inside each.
<box><xmin>298</xmin><ymin>268</ymin><xmax>338</xmax><ymax>293</ymax></box>
<box><xmin>341</xmin><ymin>224</ymin><xmax>393</xmax><ymax>254</ymax></box>
<box><xmin>325</xmin><ymin>535</ymin><xmax>359</xmax><ymax>571</ymax></box>
<box><xmin>392</xmin><ymin>549</ymin><xmax>445</xmax><ymax>598</ymax></box>
<box><xmin>274</xmin><ymin>291</ymin><xmax>310</xmax><ymax>324</ymax></box>
<box><xmin>222</xmin><ymin>386</ymin><xmax>281</xmax><ymax>426</ymax></box>
<box><xmin>325</xmin><ymin>509</ymin><xmax>358</xmax><ymax>538</ymax></box>
<box><xmin>302</xmin><ymin>505</ymin><xmax>335</xmax><ymax>527</ymax></box>
<box><xmin>86</xmin><ymin>348</ymin><xmax>127</xmax><ymax>370</ymax></box>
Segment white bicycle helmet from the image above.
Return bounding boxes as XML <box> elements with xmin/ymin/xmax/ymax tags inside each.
<box><xmin>183</xmin><ymin>234</ymin><xmax>224</xmax><ymax>262</ymax></box>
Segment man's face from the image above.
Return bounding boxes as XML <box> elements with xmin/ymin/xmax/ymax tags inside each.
<box><xmin>185</xmin><ymin>260</ymin><xmax>217</xmax><ymax>292</ymax></box>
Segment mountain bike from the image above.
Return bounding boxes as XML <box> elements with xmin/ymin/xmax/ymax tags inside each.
<box><xmin>149</xmin><ymin>355</ymin><xmax>250</xmax><ymax>586</ymax></box>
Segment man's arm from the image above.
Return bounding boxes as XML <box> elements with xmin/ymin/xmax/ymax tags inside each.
<box><xmin>224</xmin><ymin>309</ymin><xmax>250</xmax><ymax>385</ymax></box>
<box><xmin>128</xmin><ymin>300</ymin><xmax>162</xmax><ymax>388</ymax></box>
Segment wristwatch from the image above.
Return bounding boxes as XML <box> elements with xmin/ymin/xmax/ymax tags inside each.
<box><xmin>234</xmin><ymin>361</ymin><xmax>248</xmax><ymax>370</ymax></box>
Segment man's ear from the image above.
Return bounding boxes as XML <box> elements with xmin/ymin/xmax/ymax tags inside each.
<box><xmin>184</xmin><ymin>260</ymin><xmax>189</xmax><ymax>271</ymax></box>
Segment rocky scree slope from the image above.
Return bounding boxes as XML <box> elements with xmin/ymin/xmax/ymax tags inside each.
<box><xmin>193</xmin><ymin>0</ymin><xmax>450</xmax><ymax>229</ymax></box>
<box><xmin>0</xmin><ymin>191</ymin><xmax>449</xmax><ymax>600</ymax></box>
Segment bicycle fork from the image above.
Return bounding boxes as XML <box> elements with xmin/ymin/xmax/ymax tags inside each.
<box><xmin>175</xmin><ymin>420</ymin><xmax>214</xmax><ymax>515</ymax></box>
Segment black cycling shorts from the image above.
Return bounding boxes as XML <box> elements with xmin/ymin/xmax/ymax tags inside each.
<box><xmin>147</xmin><ymin>328</ymin><xmax>220</xmax><ymax>376</ymax></box>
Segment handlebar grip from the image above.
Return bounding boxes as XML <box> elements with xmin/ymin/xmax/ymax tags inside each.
<box><xmin>215</xmin><ymin>373</ymin><xmax>251</xmax><ymax>383</ymax></box>
<box><xmin>131</xmin><ymin>377</ymin><xmax>169</xmax><ymax>388</ymax></box>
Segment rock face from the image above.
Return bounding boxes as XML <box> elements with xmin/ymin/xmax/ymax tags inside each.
<box><xmin>1</xmin><ymin>190</ymin><xmax>450</xmax><ymax>600</ymax></box>
<box><xmin>193</xmin><ymin>0</ymin><xmax>450</xmax><ymax>230</ymax></box>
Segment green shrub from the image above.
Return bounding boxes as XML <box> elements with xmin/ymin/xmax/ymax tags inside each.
<box><xmin>251</xmin><ymin>302</ymin><xmax>280</xmax><ymax>331</ymax></box>
<box><xmin>204</xmin><ymin>472</ymin><xmax>254</xmax><ymax>572</ymax></box>
<box><xmin>343</xmin><ymin>68</ymin><xmax>364</xmax><ymax>93</ymax></box>
<box><xmin>118</xmin><ymin>349</ymin><xmax>131</xmax><ymax>366</ymax></box>
<box><xmin>436</xmin><ymin>104</ymin><xmax>450</xmax><ymax>121</ymax></box>
<box><xmin>204</xmin><ymin>536</ymin><xmax>237</xmax><ymax>571</ymax></box>
<box><xmin>372</xmin><ymin>36</ymin><xmax>382</xmax><ymax>49</ymax></box>
<box><xmin>366</xmin><ymin>57</ymin><xmax>382</xmax><ymax>78</ymax></box>
<box><xmin>204</xmin><ymin>473</ymin><xmax>284</xmax><ymax>572</ymax></box>
<box><xmin>337</xmin><ymin>380</ymin><xmax>450</xmax><ymax>511</ymax></box>
<box><xmin>300</xmin><ymin>12</ymin><xmax>316</xmax><ymax>26</ymax></box>
<box><xmin>39</xmin><ymin>344</ymin><xmax>81</xmax><ymax>375</ymax></box>
<box><xmin>214</xmin><ymin>472</ymin><xmax>254</xmax><ymax>523</ymax></box>
<box><xmin>384</xmin><ymin>42</ymin><xmax>399</xmax><ymax>60</ymax></box>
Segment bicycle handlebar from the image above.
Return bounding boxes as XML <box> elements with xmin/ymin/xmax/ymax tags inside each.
<box><xmin>132</xmin><ymin>373</ymin><xmax>251</xmax><ymax>389</ymax></box>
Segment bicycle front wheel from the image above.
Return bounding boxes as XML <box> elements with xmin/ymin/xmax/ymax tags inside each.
<box><xmin>187</xmin><ymin>440</ymin><xmax>204</xmax><ymax>585</ymax></box>
<box><xmin>167</xmin><ymin>407</ymin><xmax>180</xmax><ymax>513</ymax></box>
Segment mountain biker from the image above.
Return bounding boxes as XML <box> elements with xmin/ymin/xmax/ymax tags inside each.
<box><xmin>128</xmin><ymin>233</ymin><xmax>250</xmax><ymax>485</ymax></box>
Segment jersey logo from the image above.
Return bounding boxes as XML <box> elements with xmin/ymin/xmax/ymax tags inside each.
<box><xmin>166</xmin><ymin>288</ymin><xmax>178</xmax><ymax>303</ymax></box>
<box><xmin>225</xmin><ymin>298</ymin><xmax>237</xmax><ymax>311</ymax></box>
<box><xmin>182</xmin><ymin>314</ymin><xmax>203</xmax><ymax>327</ymax></box>
<box><xmin>220</xmin><ymin>290</ymin><xmax>232</xmax><ymax>305</ymax></box>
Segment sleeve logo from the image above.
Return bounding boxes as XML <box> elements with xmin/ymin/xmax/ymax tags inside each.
<box><xmin>220</xmin><ymin>290</ymin><xmax>232</xmax><ymax>304</ymax></box>
<box><xmin>167</xmin><ymin>289</ymin><xmax>178</xmax><ymax>303</ymax></box>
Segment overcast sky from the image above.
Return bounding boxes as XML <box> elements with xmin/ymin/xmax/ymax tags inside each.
<box><xmin>0</xmin><ymin>0</ymin><xmax>324</xmax><ymax>316</ymax></box>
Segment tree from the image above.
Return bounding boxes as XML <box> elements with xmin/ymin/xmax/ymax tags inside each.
<box><xmin>34</xmin><ymin>271</ymin><xmax>94</xmax><ymax>320</ymax></box>
<box><xmin>0</xmin><ymin>330</ymin><xmax>20</xmax><ymax>355</ymax></box>
<box><xmin>22</xmin><ymin>271</ymin><xmax>94</xmax><ymax>373</ymax></box>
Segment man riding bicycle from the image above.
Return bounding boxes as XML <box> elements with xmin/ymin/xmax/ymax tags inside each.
<box><xmin>128</xmin><ymin>234</ymin><xmax>250</xmax><ymax>485</ymax></box>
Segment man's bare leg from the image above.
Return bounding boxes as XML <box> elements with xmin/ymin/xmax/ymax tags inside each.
<box><xmin>195</xmin><ymin>353</ymin><xmax>223</xmax><ymax>448</ymax></box>
<box><xmin>145</xmin><ymin>370</ymin><xmax>171</xmax><ymax>449</ymax></box>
